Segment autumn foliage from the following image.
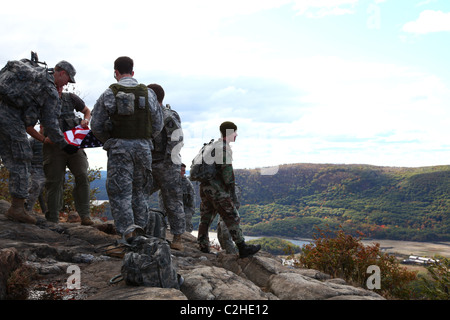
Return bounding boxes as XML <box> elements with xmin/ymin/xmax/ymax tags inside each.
<box><xmin>289</xmin><ymin>226</ymin><xmax>417</xmax><ymax>299</ymax></box>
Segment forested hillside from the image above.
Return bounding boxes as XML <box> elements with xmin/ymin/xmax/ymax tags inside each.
<box><xmin>91</xmin><ymin>163</ymin><xmax>450</xmax><ymax>242</ymax></box>
<box><xmin>231</xmin><ymin>164</ymin><xmax>450</xmax><ymax>241</ymax></box>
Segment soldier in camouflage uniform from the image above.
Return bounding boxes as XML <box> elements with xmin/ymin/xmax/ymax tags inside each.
<box><xmin>0</xmin><ymin>57</ymin><xmax>79</xmax><ymax>224</ymax></box>
<box><xmin>147</xmin><ymin>84</ymin><xmax>186</xmax><ymax>250</ymax></box>
<box><xmin>91</xmin><ymin>57</ymin><xmax>163</xmax><ymax>239</ymax></box>
<box><xmin>181</xmin><ymin>163</ymin><xmax>195</xmax><ymax>233</ymax></box>
<box><xmin>197</xmin><ymin>121</ymin><xmax>261</xmax><ymax>258</ymax></box>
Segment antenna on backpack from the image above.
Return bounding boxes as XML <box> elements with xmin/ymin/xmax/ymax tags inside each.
<box><xmin>30</xmin><ymin>51</ymin><xmax>48</xmax><ymax>69</ymax></box>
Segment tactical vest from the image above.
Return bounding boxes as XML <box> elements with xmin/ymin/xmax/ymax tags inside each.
<box><xmin>59</xmin><ymin>92</ymin><xmax>82</xmax><ymax>132</ymax></box>
<box><xmin>109</xmin><ymin>83</ymin><xmax>153</xmax><ymax>139</ymax></box>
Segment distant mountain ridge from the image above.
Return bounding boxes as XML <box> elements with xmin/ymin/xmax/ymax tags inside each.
<box><xmin>90</xmin><ymin>163</ymin><xmax>450</xmax><ymax>242</ymax></box>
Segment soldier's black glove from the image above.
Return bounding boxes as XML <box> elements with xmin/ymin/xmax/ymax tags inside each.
<box><xmin>63</xmin><ymin>144</ymin><xmax>79</xmax><ymax>155</ymax></box>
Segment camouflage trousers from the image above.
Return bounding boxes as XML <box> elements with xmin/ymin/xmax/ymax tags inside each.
<box><xmin>0</xmin><ymin>102</ymin><xmax>32</xmax><ymax>199</ymax></box>
<box><xmin>197</xmin><ymin>183</ymin><xmax>245</xmax><ymax>250</ymax></box>
<box><xmin>216</xmin><ymin>183</ymin><xmax>242</xmax><ymax>253</ymax></box>
<box><xmin>151</xmin><ymin>159</ymin><xmax>185</xmax><ymax>235</ymax></box>
<box><xmin>105</xmin><ymin>139</ymin><xmax>153</xmax><ymax>236</ymax></box>
<box><xmin>217</xmin><ymin>218</ymin><xmax>238</xmax><ymax>254</ymax></box>
<box><xmin>26</xmin><ymin>165</ymin><xmax>45</xmax><ymax>211</ymax></box>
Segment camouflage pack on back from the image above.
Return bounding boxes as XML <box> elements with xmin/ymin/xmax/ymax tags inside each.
<box><xmin>152</xmin><ymin>104</ymin><xmax>183</xmax><ymax>162</ymax></box>
<box><xmin>0</xmin><ymin>59</ymin><xmax>51</xmax><ymax>108</ymax></box>
<box><xmin>0</xmin><ymin>59</ymin><xmax>54</xmax><ymax>127</ymax></box>
<box><xmin>189</xmin><ymin>139</ymin><xmax>223</xmax><ymax>182</ymax></box>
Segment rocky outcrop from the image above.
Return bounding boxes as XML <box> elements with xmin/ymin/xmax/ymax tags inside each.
<box><xmin>0</xmin><ymin>200</ymin><xmax>384</xmax><ymax>300</ymax></box>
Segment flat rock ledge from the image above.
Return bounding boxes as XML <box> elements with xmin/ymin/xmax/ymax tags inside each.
<box><xmin>0</xmin><ymin>200</ymin><xmax>383</xmax><ymax>300</ymax></box>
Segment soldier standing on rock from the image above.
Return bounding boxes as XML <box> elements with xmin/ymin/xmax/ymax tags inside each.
<box><xmin>147</xmin><ymin>83</ymin><xmax>186</xmax><ymax>250</ymax></box>
<box><xmin>0</xmin><ymin>56</ymin><xmax>79</xmax><ymax>224</ymax></box>
<box><xmin>197</xmin><ymin>121</ymin><xmax>261</xmax><ymax>258</ymax></box>
<box><xmin>27</xmin><ymin>88</ymin><xmax>94</xmax><ymax>225</ymax></box>
<box><xmin>91</xmin><ymin>56</ymin><xmax>163</xmax><ymax>240</ymax></box>
<box><xmin>42</xmin><ymin>91</ymin><xmax>93</xmax><ymax>225</ymax></box>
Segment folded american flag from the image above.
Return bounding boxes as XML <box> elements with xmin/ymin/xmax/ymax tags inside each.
<box><xmin>64</xmin><ymin>125</ymin><xmax>103</xmax><ymax>149</ymax></box>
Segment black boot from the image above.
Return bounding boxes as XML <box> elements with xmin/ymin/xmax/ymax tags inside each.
<box><xmin>199</xmin><ymin>245</ymin><xmax>210</xmax><ymax>253</ymax></box>
<box><xmin>237</xmin><ymin>242</ymin><xmax>261</xmax><ymax>258</ymax></box>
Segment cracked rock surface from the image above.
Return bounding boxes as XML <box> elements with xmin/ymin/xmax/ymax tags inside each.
<box><xmin>0</xmin><ymin>200</ymin><xmax>384</xmax><ymax>300</ymax></box>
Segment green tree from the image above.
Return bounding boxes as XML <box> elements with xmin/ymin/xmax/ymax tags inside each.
<box><xmin>63</xmin><ymin>167</ymin><xmax>107</xmax><ymax>220</ymax></box>
<box><xmin>419</xmin><ymin>257</ymin><xmax>450</xmax><ymax>300</ymax></box>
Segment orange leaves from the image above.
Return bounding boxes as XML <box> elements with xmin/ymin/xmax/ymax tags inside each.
<box><xmin>291</xmin><ymin>226</ymin><xmax>418</xmax><ymax>299</ymax></box>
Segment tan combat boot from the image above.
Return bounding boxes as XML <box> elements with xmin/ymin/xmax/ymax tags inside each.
<box><xmin>81</xmin><ymin>216</ymin><xmax>94</xmax><ymax>226</ymax></box>
<box><xmin>170</xmin><ymin>234</ymin><xmax>184</xmax><ymax>251</ymax></box>
<box><xmin>6</xmin><ymin>198</ymin><xmax>37</xmax><ymax>224</ymax></box>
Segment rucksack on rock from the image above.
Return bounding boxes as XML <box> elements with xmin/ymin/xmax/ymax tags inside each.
<box><xmin>121</xmin><ymin>236</ymin><xmax>181</xmax><ymax>289</ymax></box>
<box><xmin>189</xmin><ymin>139</ymin><xmax>219</xmax><ymax>182</ymax></box>
<box><xmin>146</xmin><ymin>208</ymin><xmax>167</xmax><ymax>240</ymax></box>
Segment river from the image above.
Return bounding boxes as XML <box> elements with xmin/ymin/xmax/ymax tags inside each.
<box><xmin>191</xmin><ymin>231</ymin><xmax>311</xmax><ymax>248</ymax></box>
<box><xmin>190</xmin><ymin>231</ymin><xmax>450</xmax><ymax>258</ymax></box>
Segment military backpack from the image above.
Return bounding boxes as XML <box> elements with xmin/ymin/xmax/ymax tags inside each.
<box><xmin>189</xmin><ymin>139</ymin><xmax>221</xmax><ymax>183</ymax></box>
<box><xmin>0</xmin><ymin>59</ymin><xmax>50</xmax><ymax>110</ymax></box>
<box><xmin>152</xmin><ymin>104</ymin><xmax>183</xmax><ymax>163</ymax></box>
<box><xmin>121</xmin><ymin>235</ymin><xmax>181</xmax><ymax>289</ymax></box>
<box><xmin>146</xmin><ymin>208</ymin><xmax>167</xmax><ymax>240</ymax></box>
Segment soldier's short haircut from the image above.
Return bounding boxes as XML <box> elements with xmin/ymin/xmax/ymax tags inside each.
<box><xmin>220</xmin><ymin>121</ymin><xmax>237</xmax><ymax>137</ymax></box>
<box><xmin>147</xmin><ymin>83</ymin><xmax>165</xmax><ymax>103</ymax></box>
<box><xmin>114</xmin><ymin>56</ymin><xmax>134</xmax><ymax>75</ymax></box>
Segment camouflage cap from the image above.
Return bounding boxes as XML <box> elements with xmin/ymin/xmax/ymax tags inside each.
<box><xmin>55</xmin><ymin>60</ymin><xmax>76</xmax><ymax>83</ymax></box>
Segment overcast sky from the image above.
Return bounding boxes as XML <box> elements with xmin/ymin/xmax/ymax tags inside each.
<box><xmin>1</xmin><ymin>0</ymin><xmax>450</xmax><ymax>170</ymax></box>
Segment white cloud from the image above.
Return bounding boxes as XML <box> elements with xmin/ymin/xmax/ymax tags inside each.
<box><xmin>205</xmin><ymin>56</ymin><xmax>450</xmax><ymax>169</ymax></box>
<box><xmin>210</xmin><ymin>86</ymin><xmax>248</xmax><ymax>101</ymax></box>
<box><xmin>402</xmin><ymin>10</ymin><xmax>450</xmax><ymax>34</ymax></box>
<box><xmin>291</xmin><ymin>0</ymin><xmax>359</xmax><ymax>18</ymax></box>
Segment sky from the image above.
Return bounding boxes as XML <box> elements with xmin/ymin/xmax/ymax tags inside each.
<box><xmin>1</xmin><ymin>0</ymin><xmax>450</xmax><ymax>171</ymax></box>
